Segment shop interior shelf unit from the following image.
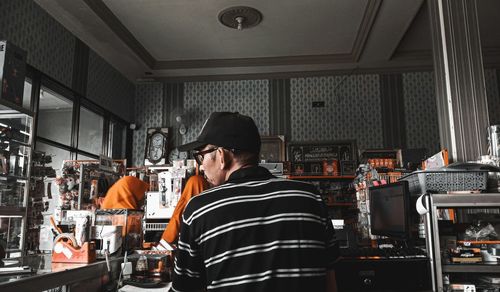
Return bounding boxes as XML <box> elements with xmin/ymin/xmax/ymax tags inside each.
<box><xmin>0</xmin><ymin>99</ymin><xmax>34</xmax><ymax>258</ymax></box>
<box><xmin>287</xmin><ymin>174</ymin><xmax>357</xmax><ymax>232</ymax></box>
<box><xmin>425</xmin><ymin>193</ymin><xmax>500</xmax><ymax>291</ymax></box>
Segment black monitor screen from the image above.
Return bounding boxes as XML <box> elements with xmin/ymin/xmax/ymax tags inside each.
<box><xmin>369</xmin><ymin>181</ymin><xmax>410</xmax><ymax>239</ymax></box>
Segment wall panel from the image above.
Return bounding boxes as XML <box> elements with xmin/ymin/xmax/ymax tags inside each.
<box><xmin>183</xmin><ymin>80</ymin><xmax>269</xmax><ymax>144</ymax></box>
<box><xmin>290</xmin><ymin>75</ymin><xmax>383</xmax><ymax>151</ymax></box>
<box><xmin>0</xmin><ymin>0</ymin><xmax>74</xmax><ymax>87</ymax></box>
<box><xmin>402</xmin><ymin>71</ymin><xmax>440</xmax><ymax>154</ymax></box>
<box><xmin>133</xmin><ymin>83</ymin><xmax>163</xmax><ymax>166</ymax></box>
<box><xmin>87</xmin><ymin>50</ymin><xmax>135</xmax><ymax>121</ymax></box>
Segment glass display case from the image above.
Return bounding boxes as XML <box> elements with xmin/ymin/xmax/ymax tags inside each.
<box><xmin>424</xmin><ymin>193</ymin><xmax>500</xmax><ymax>291</ymax></box>
<box><xmin>0</xmin><ymin>99</ymin><xmax>33</xmax><ymax>258</ymax></box>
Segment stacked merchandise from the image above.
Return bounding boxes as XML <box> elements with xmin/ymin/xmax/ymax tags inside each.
<box><xmin>26</xmin><ymin>151</ymin><xmax>55</xmax><ymax>254</ymax></box>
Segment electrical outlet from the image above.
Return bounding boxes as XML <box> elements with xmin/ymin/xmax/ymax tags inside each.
<box><xmin>312</xmin><ymin>101</ymin><xmax>325</xmax><ymax>108</ymax></box>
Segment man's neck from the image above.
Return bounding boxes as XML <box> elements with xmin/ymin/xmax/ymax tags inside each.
<box><xmin>224</xmin><ymin>163</ymin><xmax>255</xmax><ymax>182</ymax></box>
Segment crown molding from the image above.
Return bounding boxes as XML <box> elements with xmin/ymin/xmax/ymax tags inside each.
<box><xmin>83</xmin><ymin>0</ymin><xmax>155</xmax><ymax>67</ymax></box>
<box><xmin>85</xmin><ymin>0</ymin><xmax>383</xmax><ymax>71</ymax></box>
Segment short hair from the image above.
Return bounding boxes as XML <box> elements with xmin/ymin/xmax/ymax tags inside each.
<box><xmin>205</xmin><ymin>145</ymin><xmax>260</xmax><ymax>166</ymax></box>
<box><xmin>232</xmin><ymin>150</ymin><xmax>259</xmax><ymax>166</ymax></box>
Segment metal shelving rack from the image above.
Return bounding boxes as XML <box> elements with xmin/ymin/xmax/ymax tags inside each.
<box><xmin>0</xmin><ymin>99</ymin><xmax>33</xmax><ymax>258</ymax></box>
<box><xmin>425</xmin><ymin>193</ymin><xmax>500</xmax><ymax>291</ymax></box>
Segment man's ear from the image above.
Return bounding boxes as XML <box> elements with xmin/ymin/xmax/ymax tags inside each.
<box><xmin>218</xmin><ymin>148</ymin><xmax>231</xmax><ymax>170</ymax></box>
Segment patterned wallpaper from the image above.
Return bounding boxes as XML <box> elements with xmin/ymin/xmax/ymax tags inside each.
<box><xmin>183</xmin><ymin>80</ymin><xmax>270</xmax><ymax>144</ymax></box>
<box><xmin>133</xmin><ymin>82</ymin><xmax>164</xmax><ymax>166</ymax></box>
<box><xmin>131</xmin><ymin>70</ymin><xmax>500</xmax><ymax>166</ymax></box>
<box><xmin>402</xmin><ymin>71</ymin><xmax>440</xmax><ymax>154</ymax></box>
<box><xmin>290</xmin><ymin>75</ymin><xmax>383</xmax><ymax>151</ymax></box>
<box><xmin>0</xmin><ymin>0</ymin><xmax>75</xmax><ymax>88</ymax></box>
<box><xmin>485</xmin><ymin>69</ymin><xmax>500</xmax><ymax>125</ymax></box>
<box><xmin>87</xmin><ymin>50</ymin><xmax>135</xmax><ymax>121</ymax></box>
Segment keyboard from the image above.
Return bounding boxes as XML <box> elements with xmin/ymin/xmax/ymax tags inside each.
<box><xmin>340</xmin><ymin>247</ymin><xmax>427</xmax><ymax>259</ymax></box>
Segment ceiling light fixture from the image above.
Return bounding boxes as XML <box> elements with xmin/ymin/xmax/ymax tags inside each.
<box><xmin>218</xmin><ymin>6</ymin><xmax>262</xmax><ymax>31</ymax></box>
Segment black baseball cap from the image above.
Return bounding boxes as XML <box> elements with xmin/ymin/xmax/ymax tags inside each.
<box><xmin>178</xmin><ymin>112</ymin><xmax>261</xmax><ymax>153</ymax></box>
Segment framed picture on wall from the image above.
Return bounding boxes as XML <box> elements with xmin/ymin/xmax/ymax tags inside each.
<box><xmin>144</xmin><ymin>127</ymin><xmax>170</xmax><ymax>165</ymax></box>
<box><xmin>287</xmin><ymin>140</ymin><xmax>357</xmax><ymax>163</ymax></box>
<box><xmin>287</xmin><ymin>140</ymin><xmax>358</xmax><ymax>175</ymax></box>
<box><xmin>260</xmin><ymin>135</ymin><xmax>286</xmax><ymax>162</ymax></box>
<box><xmin>340</xmin><ymin>160</ymin><xmax>357</xmax><ymax>176</ymax></box>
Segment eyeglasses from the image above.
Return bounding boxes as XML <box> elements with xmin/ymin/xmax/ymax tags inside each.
<box><xmin>193</xmin><ymin>147</ymin><xmax>219</xmax><ymax>165</ymax></box>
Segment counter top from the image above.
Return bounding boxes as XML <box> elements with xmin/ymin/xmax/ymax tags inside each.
<box><xmin>119</xmin><ymin>283</ymin><xmax>172</xmax><ymax>291</ymax></box>
<box><xmin>0</xmin><ymin>254</ymin><xmax>123</xmax><ymax>292</ymax></box>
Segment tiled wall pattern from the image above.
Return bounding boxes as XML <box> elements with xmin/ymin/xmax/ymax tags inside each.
<box><xmin>402</xmin><ymin>71</ymin><xmax>440</xmax><ymax>154</ymax></box>
<box><xmin>0</xmin><ymin>0</ymin><xmax>75</xmax><ymax>88</ymax></box>
<box><xmin>87</xmin><ymin>50</ymin><xmax>135</xmax><ymax>121</ymax></box>
<box><xmin>485</xmin><ymin>69</ymin><xmax>500</xmax><ymax>126</ymax></box>
<box><xmin>183</xmin><ymin>80</ymin><xmax>270</xmax><ymax>144</ymax></box>
<box><xmin>133</xmin><ymin>83</ymin><xmax>164</xmax><ymax>166</ymax></box>
<box><xmin>290</xmin><ymin>75</ymin><xmax>383</xmax><ymax>151</ymax></box>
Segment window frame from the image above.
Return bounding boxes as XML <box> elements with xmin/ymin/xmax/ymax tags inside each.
<box><xmin>28</xmin><ymin>65</ymin><xmax>130</xmax><ymax>163</ymax></box>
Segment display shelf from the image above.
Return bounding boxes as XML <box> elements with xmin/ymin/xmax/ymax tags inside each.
<box><xmin>0</xmin><ymin>101</ymin><xmax>33</xmax><ymax>259</ymax></box>
<box><xmin>431</xmin><ymin>193</ymin><xmax>500</xmax><ymax>207</ymax></box>
<box><xmin>0</xmin><ymin>174</ymin><xmax>29</xmax><ymax>181</ymax></box>
<box><xmin>442</xmin><ymin>262</ymin><xmax>500</xmax><ymax>273</ymax></box>
<box><xmin>0</xmin><ymin>206</ymin><xmax>25</xmax><ymax>216</ymax></box>
<box><xmin>457</xmin><ymin>240</ymin><xmax>500</xmax><ymax>245</ymax></box>
<box><xmin>424</xmin><ymin>192</ymin><xmax>500</xmax><ymax>291</ymax></box>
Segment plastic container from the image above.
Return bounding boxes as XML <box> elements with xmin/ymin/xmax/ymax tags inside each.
<box><xmin>399</xmin><ymin>169</ymin><xmax>488</xmax><ymax>195</ymax></box>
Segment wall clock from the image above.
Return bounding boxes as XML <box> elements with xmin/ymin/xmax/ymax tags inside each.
<box><xmin>144</xmin><ymin>127</ymin><xmax>169</xmax><ymax>165</ymax></box>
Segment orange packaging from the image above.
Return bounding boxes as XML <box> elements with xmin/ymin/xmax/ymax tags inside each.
<box><xmin>322</xmin><ymin>160</ymin><xmax>339</xmax><ymax>176</ymax></box>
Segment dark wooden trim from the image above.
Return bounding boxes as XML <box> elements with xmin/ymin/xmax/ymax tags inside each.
<box><xmin>387</xmin><ymin>0</ymin><xmax>427</xmax><ymax>61</ymax></box>
<box><xmin>30</xmin><ymin>70</ymin><xmax>42</xmax><ymax>149</ymax></box>
<box><xmin>72</xmin><ymin>39</ymin><xmax>90</xmax><ymax>96</ymax></box>
<box><xmin>269</xmin><ymin>79</ymin><xmax>291</xmax><ymax>140</ymax></box>
<box><xmin>150</xmin><ymin>64</ymin><xmax>435</xmax><ymax>83</ymax></box>
<box><xmin>351</xmin><ymin>0</ymin><xmax>382</xmax><ymax>61</ymax></box>
<box><xmin>155</xmin><ymin>54</ymin><xmax>353</xmax><ymax>70</ymax></box>
<box><xmin>82</xmin><ymin>0</ymin><xmax>155</xmax><ymax>68</ymax></box>
<box><xmin>380</xmin><ymin>73</ymin><xmax>407</xmax><ymax>149</ymax></box>
<box><xmin>126</xmin><ymin>128</ymin><xmax>133</xmax><ymax>166</ymax></box>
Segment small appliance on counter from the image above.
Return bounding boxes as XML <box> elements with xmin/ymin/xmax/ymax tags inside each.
<box><xmin>91</xmin><ymin>225</ymin><xmax>123</xmax><ymax>257</ymax></box>
<box><xmin>95</xmin><ymin>209</ymin><xmax>144</xmax><ymax>253</ymax></box>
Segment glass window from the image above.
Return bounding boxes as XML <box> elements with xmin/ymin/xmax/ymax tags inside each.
<box><xmin>78</xmin><ymin>107</ymin><xmax>103</xmax><ymax>155</ymax></box>
<box><xmin>76</xmin><ymin>153</ymin><xmax>97</xmax><ymax>161</ymax></box>
<box><xmin>110</xmin><ymin>121</ymin><xmax>126</xmax><ymax>159</ymax></box>
<box><xmin>35</xmin><ymin>142</ymin><xmax>71</xmax><ymax>177</ymax></box>
<box><xmin>37</xmin><ymin>87</ymin><xmax>73</xmax><ymax>145</ymax></box>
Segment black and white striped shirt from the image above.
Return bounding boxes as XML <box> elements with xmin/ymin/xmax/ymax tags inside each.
<box><xmin>172</xmin><ymin>166</ymin><xmax>338</xmax><ymax>292</ymax></box>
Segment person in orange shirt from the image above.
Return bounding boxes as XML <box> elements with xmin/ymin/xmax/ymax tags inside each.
<box><xmin>101</xmin><ymin>176</ymin><xmax>149</xmax><ymax>209</ymax></box>
<box><xmin>161</xmin><ymin>174</ymin><xmax>209</xmax><ymax>244</ymax></box>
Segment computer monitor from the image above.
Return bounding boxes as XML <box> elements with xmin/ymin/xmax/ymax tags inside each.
<box><xmin>369</xmin><ymin>181</ymin><xmax>410</xmax><ymax>239</ymax></box>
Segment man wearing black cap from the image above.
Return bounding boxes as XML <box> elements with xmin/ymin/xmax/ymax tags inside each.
<box><xmin>172</xmin><ymin>112</ymin><xmax>338</xmax><ymax>292</ymax></box>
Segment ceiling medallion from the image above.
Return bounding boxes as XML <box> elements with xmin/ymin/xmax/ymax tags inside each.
<box><xmin>218</xmin><ymin>6</ymin><xmax>263</xmax><ymax>30</ymax></box>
